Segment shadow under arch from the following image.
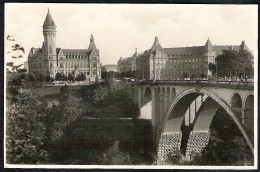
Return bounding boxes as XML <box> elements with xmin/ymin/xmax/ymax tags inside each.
<box><xmin>230</xmin><ymin>92</ymin><xmax>243</xmax><ymax>108</ymax></box>
<box><xmin>143</xmin><ymin>86</ymin><xmax>152</xmax><ymax>105</ymax></box>
<box><xmin>140</xmin><ymin>86</ymin><xmax>152</xmax><ymax>119</ymax></box>
<box><xmin>161</xmin><ymin>88</ymin><xmax>254</xmax><ymax>154</ymax></box>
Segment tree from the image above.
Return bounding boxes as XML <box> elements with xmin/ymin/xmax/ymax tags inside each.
<box><xmin>6</xmin><ymin>87</ymin><xmax>49</xmax><ymax>164</ymax></box>
<box><xmin>80</xmin><ymin>73</ymin><xmax>86</xmax><ymax>81</ymax></box>
<box><xmin>37</xmin><ymin>73</ymin><xmax>45</xmax><ymax>83</ymax></box>
<box><xmin>68</xmin><ymin>73</ymin><xmax>74</xmax><ymax>82</ymax></box>
<box><xmin>208</xmin><ymin>49</ymin><xmax>253</xmax><ymax>79</ymax></box>
<box><xmin>60</xmin><ymin>85</ymin><xmax>70</xmax><ymax>101</ymax></box>
<box><xmin>75</xmin><ymin>73</ymin><xmax>86</xmax><ymax>81</ymax></box>
<box><xmin>5</xmin><ymin>34</ymin><xmax>25</xmax><ymax>73</ymax></box>
<box><xmin>55</xmin><ymin>72</ymin><xmax>62</xmax><ymax>81</ymax></box>
<box><xmin>60</xmin><ymin>74</ymin><xmax>68</xmax><ymax>81</ymax></box>
<box><xmin>26</xmin><ymin>72</ymin><xmax>36</xmax><ymax>82</ymax></box>
<box><xmin>45</xmin><ymin>75</ymin><xmax>51</xmax><ymax>82</ymax></box>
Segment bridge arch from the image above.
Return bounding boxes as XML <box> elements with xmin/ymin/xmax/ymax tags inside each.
<box><xmin>162</xmin><ymin>88</ymin><xmax>253</xmax><ymax>154</ymax></box>
<box><xmin>230</xmin><ymin>92</ymin><xmax>243</xmax><ymax>108</ymax></box>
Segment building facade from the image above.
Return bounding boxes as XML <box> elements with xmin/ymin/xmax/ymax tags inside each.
<box><xmin>101</xmin><ymin>64</ymin><xmax>117</xmax><ymax>72</ymax></box>
<box><xmin>27</xmin><ymin>10</ymin><xmax>101</xmax><ymax>83</ymax></box>
<box><xmin>117</xmin><ymin>48</ymin><xmax>137</xmax><ymax>73</ymax></box>
<box><xmin>118</xmin><ymin>36</ymin><xmax>252</xmax><ymax>80</ymax></box>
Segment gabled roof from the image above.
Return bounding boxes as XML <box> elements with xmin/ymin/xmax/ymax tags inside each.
<box><xmin>43</xmin><ymin>9</ymin><xmax>56</xmax><ymax>26</ymax></box>
<box><xmin>203</xmin><ymin>39</ymin><xmax>214</xmax><ymax>52</ymax></box>
<box><xmin>150</xmin><ymin>36</ymin><xmax>164</xmax><ymax>52</ymax></box>
<box><xmin>240</xmin><ymin>40</ymin><xmax>250</xmax><ymax>51</ymax></box>
<box><xmin>62</xmin><ymin>49</ymin><xmax>91</xmax><ymax>55</ymax></box>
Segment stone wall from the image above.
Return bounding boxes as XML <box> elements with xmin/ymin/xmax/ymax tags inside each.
<box><xmin>185</xmin><ymin>131</ymin><xmax>211</xmax><ymax>161</ymax></box>
<box><xmin>157</xmin><ymin>132</ymin><xmax>182</xmax><ymax>164</ymax></box>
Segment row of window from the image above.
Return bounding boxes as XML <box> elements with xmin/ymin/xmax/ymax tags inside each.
<box><xmin>155</xmin><ymin>69</ymin><xmax>207</xmax><ymax>75</ymax></box>
<box><xmin>57</xmin><ymin>62</ymin><xmax>97</xmax><ymax>68</ymax></box>
<box><xmin>166</xmin><ymin>53</ymin><xmax>203</xmax><ymax>58</ymax></box>
<box><xmin>156</xmin><ymin>64</ymin><xmax>204</xmax><ymax>70</ymax></box>
<box><xmin>65</xmin><ymin>55</ymin><xmax>92</xmax><ymax>59</ymax></box>
<box><xmin>52</xmin><ymin>69</ymin><xmax>99</xmax><ymax>76</ymax></box>
<box><xmin>155</xmin><ymin>58</ymin><xmax>206</xmax><ymax>64</ymax></box>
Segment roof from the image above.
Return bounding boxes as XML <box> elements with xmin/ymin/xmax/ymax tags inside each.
<box><xmin>213</xmin><ymin>45</ymin><xmax>240</xmax><ymax>54</ymax></box>
<box><xmin>103</xmin><ymin>64</ymin><xmax>117</xmax><ymax>67</ymax></box>
<box><xmin>150</xmin><ymin>36</ymin><xmax>164</xmax><ymax>52</ymax></box>
<box><xmin>203</xmin><ymin>39</ymin><xmax>214</xmax><ymax>52</ymax></box>
<box><xmin>32</xmin><ymin>48</ymin><xmax>42</xmax><ymax>55</ymax></box>
<box><xmin>43</xmin><ymin>9</ymin><xmax>56</xmax><ymax>26</ymax></box>
<box><xmin>163</xmin><ymin>46</ymin><xmax>204</xmax><ymax>55</ymax></box>
<box><xmin>62</xmin><ymin>49</ymin><xmax>91</xmax><ymax>55</ymax></box>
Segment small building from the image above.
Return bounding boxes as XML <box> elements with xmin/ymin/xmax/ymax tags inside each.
<box><xmin>101</xmin><ymin>64</ymin><xmax>117</xmax><ymax>72</ymax></box>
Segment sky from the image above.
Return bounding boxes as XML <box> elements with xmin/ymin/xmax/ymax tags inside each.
<box><xmin>5</xmin><ymin>3</ymin><xmax>258</xmax><ymax>66</ymax></box>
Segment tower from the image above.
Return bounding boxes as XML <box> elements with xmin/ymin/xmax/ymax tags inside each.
<box><xmin>43</xmin><ymin>9</ymin><xmax>57</xmax><ymax>69</ymax></box>
<box><xmin>88</xmin><ymin>34</ymin><xmax>97</xmax><ymax>51</ymax></box>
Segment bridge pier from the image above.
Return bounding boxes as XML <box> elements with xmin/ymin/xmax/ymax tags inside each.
<box><xmin>160</xmin><ymin>88</ymin><xmax>165</xmax><ymax>126</ymax></box>
<box><xmin>185</xmin><ymin>130</ymin><xmax>211</xmax><ymax>161</ymax></box>
<box><xmin>157</xmin><ymin>132</ymin><xmax>182</xmax><ymax>164</ymax></box>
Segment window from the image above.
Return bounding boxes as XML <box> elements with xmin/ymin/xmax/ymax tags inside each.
<box><xmin>87</xmin><ymin>69</ymin><xmax>90</xmax><ymax>75</ymax></box>
<box><xmin>93</xmin><ymin>69</ymin><xmax>97</xmax><ymax>75</ymax></box>
<box><xmin>50</xmin><ymin>62</ymin><xmax>53</xmax><ymax>68</ymax></box>
<box><xmin>92</xmin><ymin>62</ymin><xmax>97</xmax><ymax>67</ymax></box>
<box><xmin>60</xmin><ymin>62</ymin><xmax>63</xmax><ymax>68</ymax></box>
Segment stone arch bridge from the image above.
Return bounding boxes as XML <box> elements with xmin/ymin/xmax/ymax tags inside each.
<box><xmin>125</xmin><ymin>80</ymin><xmax>254</xmax><ymax>162</ymax></box>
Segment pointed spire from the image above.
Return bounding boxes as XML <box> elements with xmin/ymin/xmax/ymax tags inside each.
<box><xmin>151</xmin><ymin>36</ymin><xmax>163</xmax><ymax>52</ymax></box>
<box><xmin>203</xmin><ymin>38</ymin><xmax>214</xmax><ymax>52</ymax></box>
<box><xmin>43</xmin><ymin>8</ymin><xmax>56</xmax><ymax>26</ymax></box>
<box><xmin>88</xmin><ymin>34</ymin><xmax>97</xmax><ymax>51</ymax></box>
<box><xmin>240</xmin><ymin>40</ymin><xmax>249</xmax><ymax>51</ymax></box>
<box><xmin>154</xmin><ymin>36</ymin><xmax>159</xmax><ymax>45</ymax></box>
<box><xmin>90</xmin><ymin>34</ymin><xmax>94</xmax><ymax>43</ymax></box>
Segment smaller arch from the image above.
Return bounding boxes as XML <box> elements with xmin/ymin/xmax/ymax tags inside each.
<box><xmin>171</xmin><ymin>87</ymin><xmax>176</xmax><ymax>101</ymax></box>
<box><xmin>231</xmin><ymin>93</ymin><xmax>242</xmax><ymax>109</ymax></box>
<box><xmin>245</xmin><ymin>94</ymin><xmax>254</xmax><ymax>110</ymax></box>
<box><xmin>143</xmin><ymin>87</ymin><xmax>152</xmax><ymax>105</ymax></box>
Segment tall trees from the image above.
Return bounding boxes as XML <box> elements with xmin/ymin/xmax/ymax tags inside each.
<box><xmin>208</xmin><ymin>49</ymin><xmax>254</xmax><ymax>79</ymax></box>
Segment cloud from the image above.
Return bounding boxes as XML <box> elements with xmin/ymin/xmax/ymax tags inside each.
<box><xmin>5</xmin><ymin>4</ymin><xmax>258</xmax><ymax>66</ymax></box>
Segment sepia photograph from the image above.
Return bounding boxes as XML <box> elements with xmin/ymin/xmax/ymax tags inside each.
<box><xmin>4</xmin><ymin>3</ymin><xmax>258</xmax><ymax>169</ymax></box>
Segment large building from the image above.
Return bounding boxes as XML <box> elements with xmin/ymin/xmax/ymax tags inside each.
<box><xmin>118</xmin><ymin>36</ymin><xmax>252</xmax><ymax>80</ymax></box>
<box><xmin>27</xmin><ymin>9</ymin><xmax>102</xmax><ymax>83</ymax></box>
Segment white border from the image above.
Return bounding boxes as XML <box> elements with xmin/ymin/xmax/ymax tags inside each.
<box><xmin>3</xmin><ymin>3</ymin><xmax>258</xmax><ymax>170</ymax></box>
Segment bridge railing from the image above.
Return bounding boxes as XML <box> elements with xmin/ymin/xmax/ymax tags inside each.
<box><xmin>137</xmin><ymin>79</ymin><xmax>254</xmax><ymax>89</ymax></box>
